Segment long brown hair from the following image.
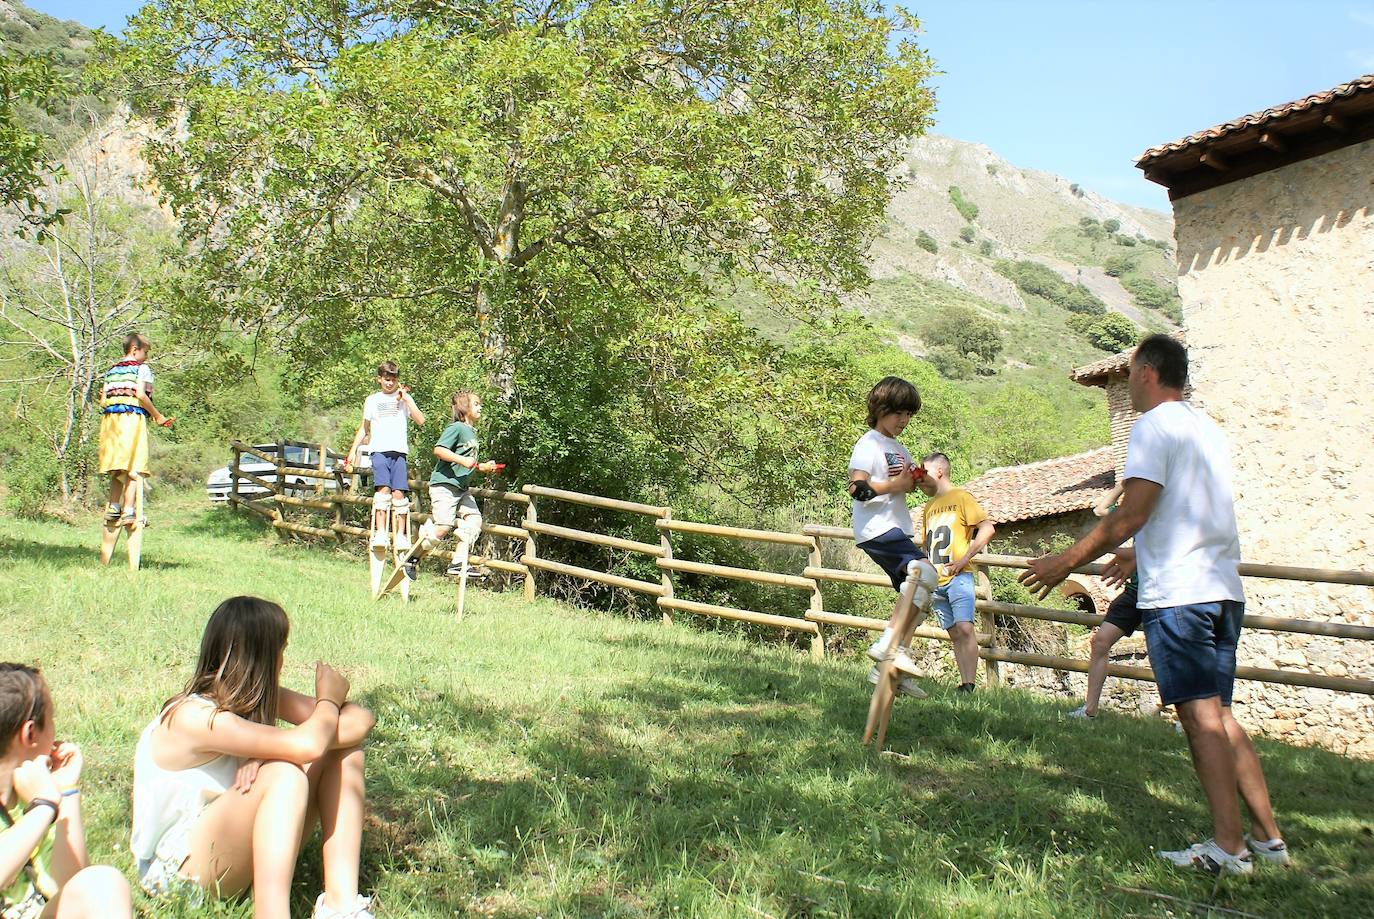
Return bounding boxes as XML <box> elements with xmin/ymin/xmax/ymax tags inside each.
<box><xmin>0</xmin><ymin>664</ymin><xmax>49</xmax><ymax>750</ymax></box>
<box><xmin>163</xmin><ymin>596</ymin><xmax>290</xmax><ymax>726</ymax></box>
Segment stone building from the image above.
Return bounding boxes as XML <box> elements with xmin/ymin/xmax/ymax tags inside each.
<box><xmin>1135</xmin><ymin>74</ymin><xmax>1374</xmax><ymax>756</ymax></box>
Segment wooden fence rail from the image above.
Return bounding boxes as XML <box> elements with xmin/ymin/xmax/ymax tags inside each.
<box><xmin>226</xmin><ymin>442</ymin><xmax>1374</xmax><ymax>697</ymax></box>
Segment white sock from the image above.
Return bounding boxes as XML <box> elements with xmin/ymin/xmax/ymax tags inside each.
<box><xmin>873</xmin><ymin>628</ymin><xmax>894</xmax><ymax>649</ymax></box>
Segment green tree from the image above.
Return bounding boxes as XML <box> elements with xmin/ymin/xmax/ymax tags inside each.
<box><xmin>1084</xmin><ymin>312</ymin><xmax>1138</xmax><ymax>352</ymax></box>
<box><xmin>923</xmin><ymin>307</ymin><xmax>1003</xmax><ymax>371</ymax></box>
<box><xmin>1102</xmin><ymin>218</ymin><xmax>1121</xmax><ymax>233</ymax></box>
<box><xmin>109</xmin><ymin>0</ymin><xmax>937</xmax><ymax>506</ymax></box>
<box><xmin>971</xmin><ymin>385</ymin><xmax>1063</xmax><ymax>469</ymax></box>
<box><xmin>958</xmin><ymin>225</ymin><xmax>976</xmax><ymax>243</ymax></box>
<box><xmin>914</xmin><ymin>230</ymin><xmax>938</xmax><ymax>254</ymax></box>
<box><xmin>1102</xmin><ymin>254</ymin><xmax>1135</xmax><ymax>277</ymax></box>
<box><xmin>0</xmin><ymin>48</ymin><xmax>64</xmax><ymax>233</ymax></box>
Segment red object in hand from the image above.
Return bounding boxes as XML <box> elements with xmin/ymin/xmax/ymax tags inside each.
<box><xmin>909</xmin><ymin>463</ymin><xmax>926</xmax><ymax>480</ymax></box>
<box><xmin>159</xmin><ymin>417</ymin><xmax>175</xmax><ymax>428</ymax></box>
<box><xmin>491</xmin><ymin>463</ymin><xmax>506</xmax><ymax>472</ymax></box>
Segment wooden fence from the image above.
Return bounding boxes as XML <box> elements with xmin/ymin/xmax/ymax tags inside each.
<box><xmin>225</xmin><ymin>440</ymin><xmax>1374</xmax><ymax>698</ymax></box>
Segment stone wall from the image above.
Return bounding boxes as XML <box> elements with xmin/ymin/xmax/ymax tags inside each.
<box><xmin>1171</xmin><ymin>138</ymin><xmax>1374</xmax><ymax>757</ymax></box>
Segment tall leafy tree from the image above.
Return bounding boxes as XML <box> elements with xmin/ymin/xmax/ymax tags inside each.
<box><xmin>109</xmin><ymin>0</ymin><xmax>936</xmax><ymax>504</ymax></box>
<box><xmin>0</xmin><ymin>48</ymin><xmax>65</xmax><ymax>233</ymax></box>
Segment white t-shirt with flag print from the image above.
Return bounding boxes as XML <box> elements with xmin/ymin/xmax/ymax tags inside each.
<box><xmin>847</xmin><ymin>429</ymin><xmax>915</xmax><ymax>543</ymax></box>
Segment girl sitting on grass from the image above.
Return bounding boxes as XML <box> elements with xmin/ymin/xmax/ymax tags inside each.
<box><xmin>131</xmin><ymin>596</ymin><xmax>376</xmax><ymax>919</ymax></box>
<box><xmin>0</xmin><ymin>662</ymin><xmax>132</xmax><ymax>919</ymax></box>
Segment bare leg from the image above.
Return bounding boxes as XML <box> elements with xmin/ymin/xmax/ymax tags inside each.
<box><xmin>1221</xmin><ymin>707</ymin><xmax>1281</xmax><ymax>841</ymax></box>
<box><xmin>305</xmin><ymin>747</ymin><xmax>367</xmax><ymax>911</ymax></box>
<box><xmin>1084</xmin><ymin>623</ymin><xmax>1126</xmax><ymax>716</ymax></box>
<box><xmin>372</xmin><ymin>486</ymin><xmax>392</xmax><ymax>534</ymax></box>
<box><xmin>44</xmin><ymin>865</ymin><xmax>133</xmax><ymax>919</ymax></box>
<box><xmin>1176</xmin><ymin>697</ymin><xmax>1245</xmax><ymax>854</ymax></box>
<box><xmin>948</xmin><ymin>621</ymin><xmax>979</xmax><ymax>685</ymax></box>
<box><xmin>182</xmin><ymin>760</ymin><xmax>310</xmax><ymax>919</ymax></box>
<box><xmin>106</xmin><ymin>473</ymin><xmax>125</xmax><ymax>508</ymax></box>
<box><xmin>120</xmin><ymin>473</ymin><xmax>139</xmax><ymax>511</ymax></box>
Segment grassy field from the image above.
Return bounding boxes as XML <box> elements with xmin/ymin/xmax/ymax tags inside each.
<box><xmin>3</xmin><ymin>494</ymin><xmax>1372</xmax><ymax>918</ymax></box>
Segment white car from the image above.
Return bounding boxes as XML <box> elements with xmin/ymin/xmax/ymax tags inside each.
<box><xmin>206</xmin><ymin>442</ymin><xmax>361</xmax><ymax>503</ymax></box>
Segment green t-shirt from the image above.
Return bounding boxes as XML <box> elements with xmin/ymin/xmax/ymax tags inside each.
<box><xmin>0</xmin><ymin>805</ymin><xmax>56</xmax><ymax>909</ymax></box>
<box><xmin>429</xmin><ymin>420</ymin><xmax>478</xmax><ymax>490</ymax></box>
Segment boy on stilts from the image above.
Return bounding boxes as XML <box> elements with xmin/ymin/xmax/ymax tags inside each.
<box><xmin>345</xmin><ymin>361</ymin><xmax>425</xmax><ymax>596</ymax></box>
<box><xmin>98</xmin><ymin>332</ymin><xmax>172</xmax><ymax>568</ymax></box>
<box><xmin>381</xmin><ymin>392</ymin><xmax>500</xmax><ymax>612</ymax></box>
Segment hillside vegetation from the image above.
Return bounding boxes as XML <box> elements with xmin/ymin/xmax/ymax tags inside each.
<box><xmin>4</xmin><ymin>497</ymin><xmax>1372</xmax><ymax>918</ymax></box>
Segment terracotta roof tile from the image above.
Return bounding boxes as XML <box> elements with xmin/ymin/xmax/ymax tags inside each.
<box><xmin>1137</xmin><ymin>74</ymin><xmax>1374</xmax><ymax>165</ymax></box>
<box><xmin>965</xmin><ymin>447</ymin><xmax>1115</xmax><ymax>526</ymax></box>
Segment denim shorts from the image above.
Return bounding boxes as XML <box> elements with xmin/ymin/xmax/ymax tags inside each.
<box><xmin>372</xmin><ymin>450</ymin><xmax>409</xmax><ymax>492</ymax></box>
<box><xmin>933</xmin><ymin>571</ymin><xmax>977</xmax><ymax>630</ymax></box>
<box><xmin>857</xmin><ymin>528</ymin><xmax>928</xmax><ymax>592</ymax></box>
<box><xmin>1142</xmin><ymin>600</ymin><xmax>1244</xmax><ymax>706</ymax></box>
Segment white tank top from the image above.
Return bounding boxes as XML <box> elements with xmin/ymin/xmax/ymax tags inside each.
<box><xmin>130</xmin><ymin>696</ymin><xmax>241</xmax><ymax>869</ymax></box>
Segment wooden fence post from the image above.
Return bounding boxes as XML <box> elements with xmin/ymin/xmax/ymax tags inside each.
<box><xmin>522</xmin><ymin>496</ymin><xmax>538</xmax><ymax>601</ymax></box>
<box><xmin>978</xmin><ymin>572</ymin><xmax>1001</xmax><ymax>686</ymax></box>
<box><xmin>230</xmin><ymin>445</ymin><xmax>241</xmax><ymax>510</ymax></box>
<box><xmin>807</xmin><ymin>535</ymin><xmax>826</xmax><ymax>661</ymax></box>
<box><xmin>659</xmin><ymin>508</ymin><xmax>675</xmax><ymax>627</ymax></box>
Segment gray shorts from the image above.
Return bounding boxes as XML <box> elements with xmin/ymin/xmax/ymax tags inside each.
<box><xmin>429</xmin><ymin>484</ymin><xmax>481</xmax><ymax>540</ymax></box>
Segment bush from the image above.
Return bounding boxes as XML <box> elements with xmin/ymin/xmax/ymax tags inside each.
<box><xmin>915</xmin><ymin>230</ymin><xmax>938</xmax><ymax>254</ymax></box>
<box><xmin>1122</xmin><ymin>276</ymin><xmax>1180</xmax><ymax>313</ymax></box>
<box><xmin>1078</xmin><ymin>217</ymin><xmax>1099</xmax><ymax>228</ymax></box>
<box><xmin>927</xmin><ymin>345</ymin><xmax>975</xmax><ymax>380</ymax></box>
<box><xmin>1084</xmin><ymin>312</ymin><xmax>1139</xmax><ymax>352</ymax></box>
<box><xmin>996</xmin><ymin>259</ymin><xmax>1105</xmax><ymax>315</ymax></box>
<box><xmin>1</xmin><ymin>451</ymin><xmax>61</xmax><ymax>519</ymax></box>
<box><xmin>978</xmin><ymin>239</ymin><xmax>994</xmax><ymax>257</ymax></box>
<box><xmin>1069</xmin><ymin>183</ymin><xmax>1084</xmax><ymax>198</ymax></box>
<box><xmin>958</xmin><ymin>225</ymin><xmax>975</xmax><ymax>244</ymax></box>
<box><xmin>923</xmin><ymin>307</ymin><xmax>1004</xmax><ymax>370</ymax></box>
<box><xmin>1080</xmin><ymin>223</ymin><xmax>1106</xmax><ymax>241</ymax></box>
<box><xmin>1116</xmin><ymin>235</ymin><xmax>1136</xmax><ymax>247</ymax></box>
<box><xmin>1102</xmin><ymin>254</ymin><xmax>1135</xmax><ymax>277</ymax></box>
<box><xmin>948</xmin><ymin>185</ymin><xmax>979</xmax><ymax>222</ymax></box>
<box><xmin>1103</xmin><ymin>218</ymin><xmax>1121</xmax><ymax>233</ymax></box>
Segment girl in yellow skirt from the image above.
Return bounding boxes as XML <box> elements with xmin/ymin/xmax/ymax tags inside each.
<box><xmin>98</xmin><ymin>332</ymin><xmax>172</xmax><ymax>526</ymax></box>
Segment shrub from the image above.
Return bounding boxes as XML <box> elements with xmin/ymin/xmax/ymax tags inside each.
<box><xmin>978</xmin><ymin>239</ymin><xmax>994</xmax><ymax>257</ymax></box>
<box><xmin>948</xmin><ymin>185</ymin><xmax>979</xmax><ymax>222</ymax></box>
<box><xmin>958</xmin><ymin>225</ymin><xmax>975</xmax><ymax>244</ymax></box>
<box><xmin>1078</xmin><ymin>216</ymin><xmax>1099</xmax><ymax>228</ymax></box>
<box><xmin>1103</xmin><ymin>254</ymin><xmax>1135</xmax><ymax>277</ymax></box>
<box><xmin>1</xmin><ymin>452</ymin><xmax>61</xmax><ymax>519</ymax></box>
<box><xmin>1103</xmin><ymin>218</ymin><xmax>1121</xmax><ymax>233</ymax></box>
<box><xmin>923</xmin><ymin>307</ymin><xmax>1004</xmax><ymax>369</ymax></box>
<box><xmin>1080</xmin><ymin>223</ymin><xmax>1106</xmax><ymax>241</ymax></box>
<box><xmin>985</xmin><ymin>164</ymin><xmax>998</xmax><ymax>176</ymax></box>
<box><xmin>1122</xmin><ymin>276</ymin><xmax>1180</xmax><ymax>312</ymax></box>
<box><xmin>1069</xmin><ymin>183</ymin><xmax>1084</xmax><ymax>197</ymax></box>
<box><xmin>928</xmin><ymin>345</ymin><xmax>975</xmax><ymax>380</ymax></box>
<box><xmin>915</xmin><ymin>230</ymin><xmax>938</xmax><ymax>254</ymax></box>
<box><xmin>1116</xmin><ymin>235</ymin><xmax>1136</xmax><ymax>247</ymax></box>
<box><xmin>996</xmin><ymin>259</ymin><xmax>1104</xmax><ymax>314</ymax></box>
<box><xmin>1084</xmin><ymin>312</ymin><xmax>1139</xmax><ymax>352</ymax></box>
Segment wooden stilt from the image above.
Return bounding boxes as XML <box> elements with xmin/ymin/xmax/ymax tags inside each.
<box><xmin>369</xmin><ymin>499</ymin><xmax>390</xmax><ymax>598</ymax></box>
<box><xmin>125</xmin><ymin>476</ymin><xmax>145</xmax><ymax>571</ymax></box>
<box><xmin>864</xmin><ymin>560</ymin><xmax>937</xmax><ymax>752</ymax></box>
<box><xmin>455</xmin><ymin>539</ymin><xmax>470</xmax><ymax>622</ymax></box>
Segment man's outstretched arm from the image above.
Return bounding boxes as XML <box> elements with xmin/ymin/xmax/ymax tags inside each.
<box><xmin>1019</xmin><ymin>478</ymin><xmax>1161</xmax><ymax>598</ymax></box>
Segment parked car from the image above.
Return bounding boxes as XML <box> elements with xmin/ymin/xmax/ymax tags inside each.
<box><xmin>206</xmin><ymin>442</ymin><xmax>362</xmax><ymax>503</ymax></box>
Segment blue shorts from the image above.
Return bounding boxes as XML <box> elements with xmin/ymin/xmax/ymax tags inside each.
<box><xmin>372</xmin><ymin>451</ymin><xmax>409</xmax><ymax>492</ymax></box>
<box><xmin>933</xmin><ymin>572</ymin><xmax>977</xmax><ymax>630</ymax></box>
<box><xmin>857</xmin><ymin>528</ymin><xmax>928</xmax><ymax>592</ymax></box>
<box><xmin>1142</xmin><ymin>600</ymin><xmax>1244</xmax><ymax>707</ymax></box>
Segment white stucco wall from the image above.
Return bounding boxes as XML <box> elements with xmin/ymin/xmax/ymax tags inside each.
<box><xmin>1172</xmin><ymin>138</ymin><xmax>1374</xmax><ymax>755</ymax></box>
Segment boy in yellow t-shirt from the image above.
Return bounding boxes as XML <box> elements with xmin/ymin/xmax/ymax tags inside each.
<box><xmin>917</xmin><ymin>452</ymin><xmax>995</xmax><ymax>693</ymax></box>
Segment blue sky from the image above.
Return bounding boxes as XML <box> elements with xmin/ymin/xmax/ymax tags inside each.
<box><xmin>28</xmin><ymin>1</ymin><xmax>1374</xmax><ymax>211</ymax></box>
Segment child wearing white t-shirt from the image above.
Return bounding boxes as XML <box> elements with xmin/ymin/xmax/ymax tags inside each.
<box><xmin>847</xmin><ymin>376</ymin><xmax>928</xmax><ymax>697</ymax></box>
<box><xmin>345</xmin><ymin>360</ymin><xmax>425</xmax><ymax>551</ymax></box>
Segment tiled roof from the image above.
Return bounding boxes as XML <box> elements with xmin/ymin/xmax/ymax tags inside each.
<box><xmin>1069</xmin><ymin>331</ymin><xmax>1185</xmax><ymax>386</ymax></box>
<box><xmin>965</xmin><ymin>448</ymin><xmax>1115</xmax><ymax>526</ymax></box>
<box><xmin>1137</xmin><ymin>74</ymin><xmax>1374</xmax><ymax>165</ymax></box>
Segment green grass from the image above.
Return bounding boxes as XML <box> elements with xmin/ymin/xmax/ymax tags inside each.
<box><xmin>4</xmin><ymin>495</ymin><xmax>1373</xmax><ymax>917</ymax></box>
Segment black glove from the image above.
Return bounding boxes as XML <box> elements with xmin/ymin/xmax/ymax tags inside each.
<box><xmin>848</xmin><ymin>479</ymin><xmax>876</xmax><ymax>502</ymax></box>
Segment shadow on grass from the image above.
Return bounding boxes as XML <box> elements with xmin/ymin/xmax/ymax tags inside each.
<box><xmin>351</xmin><ymin>639</ymin><xmax>1374</xmax><ymax>918</ymax></box>
<box><xmin>0</xmin><ymin>536</ymin><xmax>187</xmax><ymax>571</ymax></box>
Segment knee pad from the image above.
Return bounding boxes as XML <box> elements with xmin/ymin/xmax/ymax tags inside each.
<box><xmin>906</xmin><ymin>559</ymin><xmax>939</xmax><ymax>611</ymax></box>
<box><xmin>456</xmin><ymin>513</ymin><xmax>483</xmax><ymax>545</ymax></box>
<box><xmin>417</xmin><ymin>520</ymin><xmax>442</xmax><ymax>552</ymax></box>
<box><xmin>371</xmin><ymin>492</ymin><xmax>392</xmax><ymax>513</ymax></box>
<box><xmin>391</xmin><ymin>496</ymin><xmax>410</xmax><ymax>516</ymax></box>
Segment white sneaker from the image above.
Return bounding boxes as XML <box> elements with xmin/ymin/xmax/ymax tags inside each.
<box><xmin>1066</xmin><ymin>704</ymin><xmax>1096</xmax><ymax>720</ymax></box>
<box><xmin>866</xmin><ymin>635</ymin><xmax>893</xmax><ymax>662</ymax></box>
<box><xmin>1157</xmin><ymin>839</ymin><xmax>1253</xmax><ymax>875</ymax></box>
<box><xmin>1245</xmin><ymin>834</ymin><xmax>1291</xmax><ymax>866</ymax></box>
<box><xmin>369</xmin><ymin>530</ymin><xmax>390</xmax><ymax>549</ymax></box>
<box><xmin>867</xmin><ymin>666</ymin><xmax>928</xmax><ymax>699</ymax></box>
<box><xmin>394</xmin><ymin>532</ymin><xmax>411</xmax><ymax>553</ymax></box>
<box><xmin>313</xmin><ymin>893</ymin><xmax>375</xmax><ymax>919</ymax></box>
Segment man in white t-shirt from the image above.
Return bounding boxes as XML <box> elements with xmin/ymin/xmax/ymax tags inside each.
<box><xmin>346</xmin><ymin>360</ymin><xmax>426</xmax><ymax>552</ymax></box>
<box><xmin>1020</xmin><ymin>335</ymin><xmax>1285</xmax><ymax>876</ymax></box>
